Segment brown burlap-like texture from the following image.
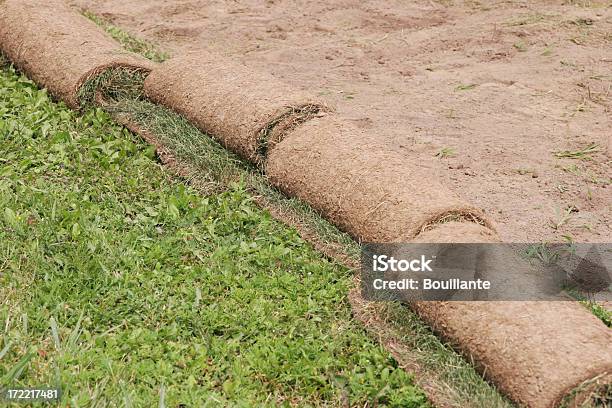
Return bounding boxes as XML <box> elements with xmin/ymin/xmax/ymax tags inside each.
<box><xmin>407</xmin><ymin>224</ymin><xmax>612</xmax><ymax>408</ymax></box>
<box><xmin>266</xmin><ymin>115</ymin><xmax>491</xmax><ymax>242</ymax></box>
<box><xmin>0</xmin><ymin>0</ymin><xmax>153</xmax><ymax>108</ymax></box>
<box><xmin>144</xmin><ymin>52</ymin><xmax>329</xmax><ymax>165</ymax></box>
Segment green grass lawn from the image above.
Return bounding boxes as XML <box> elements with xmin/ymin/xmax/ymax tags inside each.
<box><xmin>0</xmin><ymin>63</ymin><xmax>429</xmax><ymax>406</ymax></box>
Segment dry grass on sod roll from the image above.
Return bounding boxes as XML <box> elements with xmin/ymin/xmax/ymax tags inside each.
<box><xmin>78</xmin><ymin>67</ymin><xmax>150</xmax><ymax>108</ymax></box>
<box><xmin>0</xmin><ymin>0</ymin><xmax>153</xmax><ymax>108</ymax></box>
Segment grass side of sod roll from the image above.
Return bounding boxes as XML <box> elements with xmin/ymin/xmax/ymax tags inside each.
<box><xmin>0</xmin><ymin>64</ymin><xmax>428</xmax><ymax>406</ymax></box>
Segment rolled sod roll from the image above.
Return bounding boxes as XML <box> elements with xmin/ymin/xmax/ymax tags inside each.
<box><xmin>411</xmin><ymin>225</ymin><xmax>612</xmax><ymax>408</ymax></box>
<box><xmin>266</xmin><ymin>115</ymin><xmax>492</xmax><ymax>242</ymax></box>
<box><xmin>0</xmin><ymin>0</ymin><xmax>154</xmax><ymax>108</ymax></box>
<box><xmin>144</xmin><ymin>52</ymin><xmax>330</xmax><ymax>165</ymax></box>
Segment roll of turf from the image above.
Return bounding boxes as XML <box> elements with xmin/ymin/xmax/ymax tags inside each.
<box><xmin>0</xmin><ymin>0</ymin><xmax>154</xmax><ymax>108</ymax></box>
<box><xmin>144</xmin><ymin>52</ymin><xmax>330</xmax><ymax>166</ymax></box>
<box><xmin>266</xmin><ymin>115</ymin><xmax>491</xmax><ymax>242</ymax></box>
<box><xmin>411</xmin><ymin>224</ymin><xmax>612</xmax><ymax>408</ymax></box>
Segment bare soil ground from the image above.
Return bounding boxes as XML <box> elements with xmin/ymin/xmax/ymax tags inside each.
<box><xmin>70</xmin><ymin>0</ymin><xmax>612</xmax><ymax>243</ymax></box>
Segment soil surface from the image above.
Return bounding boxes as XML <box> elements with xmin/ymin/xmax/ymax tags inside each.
<box><xmin>70</xmin><ymin>0</ymin><xmax>612</xmax><ymax>243</ymax></box>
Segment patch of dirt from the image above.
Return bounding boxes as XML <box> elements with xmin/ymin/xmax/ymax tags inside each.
<box><xmin>70</xmin><ymin>0</ymin><xmax>612</xmax><ymax>243</ymax></box>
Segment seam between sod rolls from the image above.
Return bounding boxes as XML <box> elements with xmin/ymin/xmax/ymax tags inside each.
<box><xmin>417</xmin><ymin>209</ymin><xmax>494</xmax><ymax>237</ymax></box>
<box><xmin>255</xmin><ymin>103</ymin><xmax>328</xmax><ymax>164</ymax></box>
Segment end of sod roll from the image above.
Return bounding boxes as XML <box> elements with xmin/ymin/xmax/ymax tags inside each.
<box><xmin>0</xmin><ymin>0</ymin><xmax>154</xmax><ymax>109</ymax></box>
